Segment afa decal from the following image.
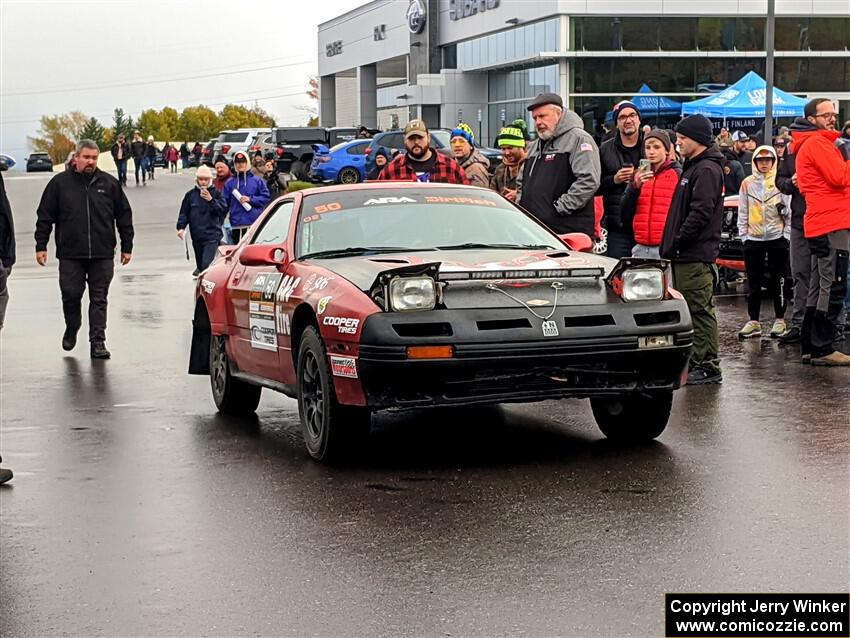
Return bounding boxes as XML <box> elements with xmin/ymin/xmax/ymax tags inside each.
<box><xmin>250</xmin><ymin>314</ymin><xmax>277</xmax><ymax>351</ymax></box>
<box><xmin>363</xmin><ymin>196</ymin><xmax>417</xmax><ymax>205</ymax></box>
<box><xmin>317</xmin><ymin>295</ymin><xmax>332</xmax><ymax>314</ymax></box>
<box><xmin>329</xmin><ymin>355</ymin><xmax>358</xmax><ymax>378</ymax></box>
<box><xmin>323</xmin><ymin>315</ymin><xmax>360</xmax><ymax>335</ymax></box>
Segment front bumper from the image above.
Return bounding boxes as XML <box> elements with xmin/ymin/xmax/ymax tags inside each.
<box><xmin>355</xmin><ymin>300</ymin><xmax>692</xmax><ymax>408</ymax></box>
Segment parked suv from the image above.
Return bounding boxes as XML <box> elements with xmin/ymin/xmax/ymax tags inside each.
<box><xmin>26</xmin><ymin>152</ymin><xmax>53</xmax><ymax>172</ymax></box>
<box><xmin>212</xmin><ymin>128</ymin><xmax>270</xmax><ymax>162</ymax></box>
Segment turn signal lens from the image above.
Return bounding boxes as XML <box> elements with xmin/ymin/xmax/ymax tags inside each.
<box><xmin>406</xmin><ymin>345</ymin><xmax>453</xmax><ymax>359</ymax></box>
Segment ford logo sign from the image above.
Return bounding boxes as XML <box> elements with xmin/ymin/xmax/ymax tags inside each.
<box><xmin>406</xmin><ymin>0</ymin><xmax>426</xmax><ymax>34</ymax></box>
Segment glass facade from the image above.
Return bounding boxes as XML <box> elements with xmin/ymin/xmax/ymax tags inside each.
<box><xmin>571</xmin><ymin>17</ymin><xmax>850</xmax><ymax>51</ymax></box>
<box><xmin>485</xmin><ymin>64</ymin><xmax>559</xmax><ymax>145</ymax></box>
<box><xmin>457</xmin><ymin>18</ymin><xmax>559</xmax><ymax>70</ymax></box>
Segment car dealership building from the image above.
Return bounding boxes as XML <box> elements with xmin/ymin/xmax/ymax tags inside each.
<box><xmin>318</xmin><ymin>0</ymin><xmax>849</xmax><ymax>144</ymax></box>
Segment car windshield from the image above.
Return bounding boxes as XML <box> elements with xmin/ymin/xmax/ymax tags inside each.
<box><xmin>430</xmin><ymin>130</ymin><xmax>450</xmax><ymax>148</ymax></box>
<box><xmin>219</xmin><ymin>132</ymin><xmax>250</xmax><ymax>143</ymax></box>
<box><xmin>297</xmin><ymin>188</ymin><xmax>562</xmax><ymax>259</ymax></box>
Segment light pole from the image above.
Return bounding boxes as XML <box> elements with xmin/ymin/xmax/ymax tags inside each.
<box><xmin>764</xmin><ymin>0</ymin><xmax>776</xmax><ymax>146</ymax></box>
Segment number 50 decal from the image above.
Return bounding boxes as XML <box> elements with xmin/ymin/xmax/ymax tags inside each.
<box><xmin>313</xmin><ymin>202</ymin><xmax>342</xmax><ymax>214</ymax></box>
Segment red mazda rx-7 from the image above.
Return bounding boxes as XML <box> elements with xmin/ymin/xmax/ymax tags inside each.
<box><xmin>189</xmin><ymin>183</ymin><xmax>693</xmax><ymax>462</ymax></box>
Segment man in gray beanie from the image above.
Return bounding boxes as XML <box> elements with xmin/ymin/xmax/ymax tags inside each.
<box><xmin>660</xmin><ymin>114</ymin><xmax>725</xmax><ymax>384</ymax></box>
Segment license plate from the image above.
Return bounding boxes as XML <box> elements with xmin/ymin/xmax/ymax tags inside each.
<box><xmin>542</xmin><ymin>320</ymin><xmax>559</xmax><ymax>337</ymax></box>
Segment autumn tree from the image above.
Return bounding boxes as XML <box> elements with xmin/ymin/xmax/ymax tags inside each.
<box><xmin>177</xmin><ymin>105</ymin><xmax>221</xmax><ymax>142</ymax></box>
<box><xmin>218</xmin><ymin>104</ymin><xmax>275</xmax><ymax>130</ymax></box>
<box><xmin>27</xmin><ymin>111</ymin><xmax>88</xmax><ymax>164</ymax></box>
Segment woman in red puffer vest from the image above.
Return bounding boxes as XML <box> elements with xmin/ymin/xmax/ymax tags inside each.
<box><xmin>619</xmin><ymin>129</ymin><xmax>682</xmax><ymax>258</ymax></box>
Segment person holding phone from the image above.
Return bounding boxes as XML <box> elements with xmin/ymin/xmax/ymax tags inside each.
<box><xmin>598</xmin><ymin>100</ymin><xmax>645</xmax><ymax>257</ymax></box>
<box><xmin>176</xmin><ymin>165</ymin><xmax>227</xmax><ymax>276</ymax></box>
<box><xmin>619</xmin><ymin>130</ymin><xmax>682</xmax><ymax>259</ymax></box>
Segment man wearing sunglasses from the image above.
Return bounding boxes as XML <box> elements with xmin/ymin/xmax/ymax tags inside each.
<box><xmin>793</xmin><ymin>98</ymin><xmax>850</xmax><ymax>365</ymax></box>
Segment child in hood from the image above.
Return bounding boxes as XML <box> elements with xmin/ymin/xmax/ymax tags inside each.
<box><xmin>737</xmin><ymin>145</ymin><xmax>791</xmax><ymax>339</ymax></box>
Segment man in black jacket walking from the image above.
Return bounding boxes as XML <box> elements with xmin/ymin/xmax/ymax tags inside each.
<box><xmin>35</xmin><ymin>140</ymin><xmax>134</xmax><ymax>359</ymax></box>
<box><xmin>110</xmin><ymin>134</ymin><xmax>130</xmax><ymax>187</ymax></box>
<box><xmin>661</xmin><ymin>114</ymin><xmax>725</xmax><ymax>385</ymax></box>
<box><xmin>0</xmin><ymin>156</ymin><xmax>15</xmax><ymax>483</ymax></box>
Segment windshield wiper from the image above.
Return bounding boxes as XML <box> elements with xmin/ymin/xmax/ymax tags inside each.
<box><xmin>435</xmin><ymin>242</ymin><xmax>556</xmax><ymax>251</ymax></box>
<box><xmin>301</xmin><ymin>246</ymin><xmax>437</xmax><ymax>259</ymax></box>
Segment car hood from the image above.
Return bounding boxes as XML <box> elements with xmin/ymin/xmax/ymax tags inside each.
<box><xmin>306</xmin><ymin>248</ymin><xmax>617</xmax><ymax>292</ymax></box>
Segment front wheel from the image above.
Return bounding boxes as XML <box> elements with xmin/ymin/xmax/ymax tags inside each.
<box><xmin>337</xmin><ymin>167</ymin><xmax>361</xmax><ymax>184</ymax></box>
<box><xmin>297</xmin><ymin>327</ymin><xmax>370</xmax><ymax>462</ymax></box>
<box><xmin>589</xmin><ymin>391</ymin><xmax>673</xmax><ymax>441</ymax></box>
<box><xmin>209</xmin><ymin>335</ymin><xmax>262</xmax><ymax>415</ymax></box>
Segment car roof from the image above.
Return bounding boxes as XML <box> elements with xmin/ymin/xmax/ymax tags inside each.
<box><xmin>299</xmin><ymin>182</ymin><xmax>494</xmax><ymax>196</ymax></box>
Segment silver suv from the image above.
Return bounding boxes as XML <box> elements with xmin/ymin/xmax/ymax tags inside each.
<box><xmin>212</xmin><ymin>128</ymin><xmax>270</xmax><ymax>161</ymax></box>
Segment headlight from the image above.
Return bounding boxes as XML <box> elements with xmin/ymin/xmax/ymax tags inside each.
<box><xmin>622</xmin><ymin>269</ymin><xmax>664</xmax><ymax>301</ymax></box>
<box><xmin>389</xmin><ymin>276</ymin><xmax>436</xmax><ymax>311</ymax></box>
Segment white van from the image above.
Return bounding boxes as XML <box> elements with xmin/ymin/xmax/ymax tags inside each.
<box><xmin>212</xmin><ymin>128</ymin><xmax>271</xmax><ymax>162</ymax></box>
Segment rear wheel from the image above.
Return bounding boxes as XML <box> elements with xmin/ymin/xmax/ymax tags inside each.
<box><xmin>338</xmin><ymin>167</ymin><xmax>361</xmax><ymax>184</ymax></box>
<box><xmin>590</xmin><ymin>391</ymin><xmax>673</xmax><ymax>441</ymax></box>
<box><xmin>209</xmin><ymin>335</ymin><xmax>262</xmax><ymax>415</ymax></box>
<box><xmin>291</xmin><ymin>160</ymin><xmax>310</xmax><ymax>181</ymax></box>
<box><xmin>297</xmin><ymin>327</ymin><xmax>370</xmax><ymax>462</ymax></box>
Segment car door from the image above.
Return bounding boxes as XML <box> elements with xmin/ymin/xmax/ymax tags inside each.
<box><xmin>227</xmin><ymin>199</ymin><xmax>295</xmax><ymax>382</ymax></box>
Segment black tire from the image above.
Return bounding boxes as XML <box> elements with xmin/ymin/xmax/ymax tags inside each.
<box><xmin>209</xmin><ymin>335</ymin><xmax>262</xmax><ymax>415</ymax></box>
<box><xmin>297</xmin><ymin>326</ymin><xmax>370</xmax><ymax>462</ymax></box>
<box><xmin>337</xmin><ymin>167</ymin><xmax>361</xmax><ymax>184</ymax></box>
<box><xmin>291</xmin><ymin>160</ymin><xmax>309</xmax><ymax>181</ymax></box>
<box><xmin>590</xmin><ymin>391</ymin><xmax>673</xmax><ymax>442</ymax></box>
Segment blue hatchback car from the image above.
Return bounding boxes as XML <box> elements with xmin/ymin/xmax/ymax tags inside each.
<box><xmin>308</xmin><ymin>139</ymin><xmax>371</xmax><ymax>184</ymax></box>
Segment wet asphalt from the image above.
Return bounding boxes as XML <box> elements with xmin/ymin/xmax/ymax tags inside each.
<box><xmin>0</xmin><ymin>170</ymin><xmax>848</xmax><ymax>637</ymax></box>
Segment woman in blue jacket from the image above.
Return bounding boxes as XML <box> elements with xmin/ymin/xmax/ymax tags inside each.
<box><xmin>222</xmin><ymin>150</ymin><xmax>270</xmax><ymax>242</ymax></box>
<box><xmin>177</xmin><ymin>165</ymin><xmax>227</xmax><ymax>276</ymax></box>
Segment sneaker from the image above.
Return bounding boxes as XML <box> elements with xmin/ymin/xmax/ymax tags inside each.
<box><xmin>738</xmin><ymin>320</ymin><xmax>762</xmax><ymax>339</ymax></box>
<box><xmin>811</xmin><ymin>351</ymin><xmax>850</xmax><ymax>366</ymax></box>
<box><xmin>801</xmin><ymin>353</ymin><xmax>812</xmax><ymax>364</ymax></box>
<box><xmin>192</xmin><ymin>268</ymin><xmax>200</xmax><ymax>277</ymax></box>
<box><xmin>777</xmin><ymin>326</ymin><xmax>801</xmax><ymax>344</ymax></box>
<box><xmin>769</xmin><ymin>319</ymin><xmax>787</xmax><ymax>338</ymax></box>
<box><xmin>62</xmin><ymin>325</ymin><xmax>79</xmax><ymax>351</ymax></box>
<box><xmin>687</xmin><ymin>367</ymin><xmax>723</xmax><ymax>385</ymax></box>
<box><xmin>90</xmin><ymin>342</ymin><xmax>111</xmax><ymax>359</ymax></box>
<box><xmin>0</xmin><ymin>467</ymin><xmax>12</xmax><ymax>485</ymax></box>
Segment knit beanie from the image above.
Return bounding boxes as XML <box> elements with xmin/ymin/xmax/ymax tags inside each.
<box><xmin>496</xmin><ymin>126</ymin><xmax>526</xmax><ymax>148</ymax></box>
<box><xmin>450</xmin><ymin>122</ymin><xmax>475</xmax><ymax>146</ymax></box>
<box><xmin>675</xmin><ymin>114</ymin><xmax>714</xmax><ymax>147</ymax></box>
<box><xmin>644</xmin><ymin>128</ymin><xmax>671</xmax><ymax>152</ymax></box>
<box><xmin>613</xmin><ymin>100</ymin><xmax>641</xmax><ymax>121</ymax></box>
<box><xmin>511</xmin><ymin>118</ymin><xmax>530</xmax><ymax>140</ymax></box>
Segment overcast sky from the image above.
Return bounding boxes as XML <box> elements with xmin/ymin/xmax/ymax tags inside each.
<box><xmin>0</xmin><ymin>0</ymin><xmax>365</xmax><ymax>162</ymax></box>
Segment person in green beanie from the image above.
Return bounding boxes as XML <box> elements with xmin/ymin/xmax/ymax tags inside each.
<box><xmin>490</xmin><ymin>125</ymin><xmax>527</xmax><ymax>201</ymax></box>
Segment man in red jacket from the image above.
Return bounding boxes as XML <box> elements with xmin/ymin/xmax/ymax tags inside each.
<box><xmin>378</xmin><ymin>120</ymin><xmax>469</xmax><ymax>184</ymax></box>
<box><xmin>794</xmin><ymin>98</ymin><xmax>850</xmax><ymax>366</ymax></box>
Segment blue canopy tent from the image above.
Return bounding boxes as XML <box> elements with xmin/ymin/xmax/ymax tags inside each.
<box><xmin>604</xmin><ymin>84</ymin><xmax>682</xmax><ymax>121</ymax></box>
<box><xmin>681</xmin><ymin>71</ymin><xmax>807</xmax><ymax>119</ymax></box>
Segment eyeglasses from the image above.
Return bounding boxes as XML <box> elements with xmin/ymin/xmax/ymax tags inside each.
<box><xmin>814</xmin><ymin>112</ymin><xmax>837</xmax><ymax>119</ymax></box>
<box><xmin>617</xmin><ymin>113</ymin><xmax>639</xmax><ymax>121</ymax></box>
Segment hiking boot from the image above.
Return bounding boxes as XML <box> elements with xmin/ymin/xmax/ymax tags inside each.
<box><xmin>769</xmin><ymin>319</ymin><xmax>787</xmax><ymax>338</ymax></box>
<box><xmin>90</xmin><ymin>342</ymin><xmax>111</xmax><ymax>359</ymax></box>
<box><xmin>687</xmin><ymin>367</ymin><xmax>722</xmax><ymax>385</ymax></box>
<box><xmin>777</xmin><ymin>326</ymin><xmax>801</xmax><ymax>344</ymax></box>
<box><xmin>811</xmin><ymin>351</ymin><xmax>850</xmax><ymax>366</ymax></box>
<box><xmin>62</xmin><ymin>325</ymin><xmax>79</xmax><ymax>351</ymax></box>
<box><xmin>738</xmin><ymin>320</ymin><xmax>762</xmax><ymax>339</ymax></box>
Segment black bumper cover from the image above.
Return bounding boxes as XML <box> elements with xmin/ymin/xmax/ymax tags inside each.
<box><xmin>357</xmin><ymin>300</ymin><xmax>692</xmax><ymax>409</ymax></box>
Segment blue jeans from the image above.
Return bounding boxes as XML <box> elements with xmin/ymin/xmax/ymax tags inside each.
<box><xmin>181</xmin><ymin>157</ymin><xmax>189</xmax><ymax>169</ymax></box>
<box><xmin>115</xmin><ymin>159</ymin><xmax>128</xmax><ymax>185</ymax></box>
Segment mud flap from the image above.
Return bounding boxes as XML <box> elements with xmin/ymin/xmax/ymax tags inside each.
<box><xmin>188</xmin><ymin>320</ymin><xmax>211</xmax><ymax>375</ymax></box>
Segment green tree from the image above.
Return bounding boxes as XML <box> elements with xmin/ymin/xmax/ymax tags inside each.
<box><xmin>218</xmin><ymin>104</ymin><xmax>276</xmax><ymax>130</ymax></box>
<box><xmin>27</xmin><ymin>111</ymin><xmax>88</xmax><ymax>164</ymax></box>
<box><xmin>178</xmin><ymin>105</ymin><xmax>221</xmax><ymax>142</ymax></box>
<box><xmin>136</xmin><ymin>108</ymin><xmax>162</xmax><ymax>140</ymax></box>
<box><xmin>159</xmin><ymin>106</ymin><xmax>180</xmax><ymax>142</ymax></box>
<box><xmin>79</xmin><ymin>116</ymin><xmax>107</xmax><ymax>149</ymax></box>
<box><xmin>112</xmin><ymin>108</ymin><xmax>135</xmax><ymax>141</ymax></box>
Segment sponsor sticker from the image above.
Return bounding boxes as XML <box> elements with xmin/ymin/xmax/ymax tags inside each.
<box><xmin>329</xmin><ymin>355</ymin><xmax>358</xmax><ymax>378</ymax></box>
<box><xmin>317</xmin><ymin>295</ymin><xmax>332</xmax><ymax>315</ymax></box>
<box><xmin>542</xmin><ymin>320</ymin><xmax>559</xmax><ymax>337</ymax></box>
<box><xmin>250</xmin><ymin>273</ymin><xmax>282</xmax><ymax>317</ymax></box>
<box><xmin>323</xmin><ymin>315</ymin><xmax>360</xmax><ymax>335</ymax></box>
<box><xmin>250</xmin><ymin>314</ymin><xmax>277</xmax><ymax>350</ymax></box>
<box><xmin>363</xmin><ymin>196</ymin><xmax>417</xmax><ymax>205</ymax></box>
<box><xmin>309</xmin><ymin>276</ymin><xmax>331</xmax><ymax>292</ymax></box>
<box><xmin>200</xmin><ymin>280</ymin><xmax>215</xmax><ymax>295</ymax></box>
<box><xmin>277</xmin><ymin>274</ymin><xmax>301</xmax><ymax>303</ymax></box>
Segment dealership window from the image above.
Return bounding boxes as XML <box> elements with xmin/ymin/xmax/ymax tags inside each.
<box><xmin>485</xmin><ymin>64</ymin><xmax>558</xmax><ymax>145</ymax></box>
<box><xmin>775</xmin><ymin>18</ymin><xmax>850</xmax><ymax>51</ymax></box>
<box><xmin>457</xmin><ymin>18</ymin><xmax>560</xmax><ymax>70</ymax></box>
<box><xmin>775</xmin><ymin>58</ymin><xmax>850</xmax><ymax>92</ymax></box>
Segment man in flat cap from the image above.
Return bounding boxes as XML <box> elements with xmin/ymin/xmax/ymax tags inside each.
<box><xmin>516</xmin><ymin>93</ymin><xmax>601</xmax><ymax>238</ymax></box>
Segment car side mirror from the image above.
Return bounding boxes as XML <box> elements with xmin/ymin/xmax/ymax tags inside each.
<box><xmin>239</xmin><ymin>244</ymin><xmax>287</xmax><ymax>266</ymax></box>
<box><xmin>559</xmin><ymin>232</ymin><xmax>594</xmax><ymax>253</ymax></box>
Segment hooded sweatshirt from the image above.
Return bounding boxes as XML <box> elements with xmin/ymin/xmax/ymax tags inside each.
<box><xmin>223</xmin><ymin>169</ymin><xmax>270</xmax><ymax>228</ymax></box>
<box><xmin>458</xmin><ymin>149</ymin><xmax>491</xmax><ymax>189</ymax></box>
<box><xmin>792</xmin><ymin>124</ymin><xmax>850</xmax><ymax>238</ymax></box>
<box><xmin>516</xmin><ymin>109</ymin><xmax>601</xmax><ymax>236</ymax></box>
<box><xmin>737</xmin><ymin>145</ymin><xmax>790</xmax><ymax>242</ymax></box>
